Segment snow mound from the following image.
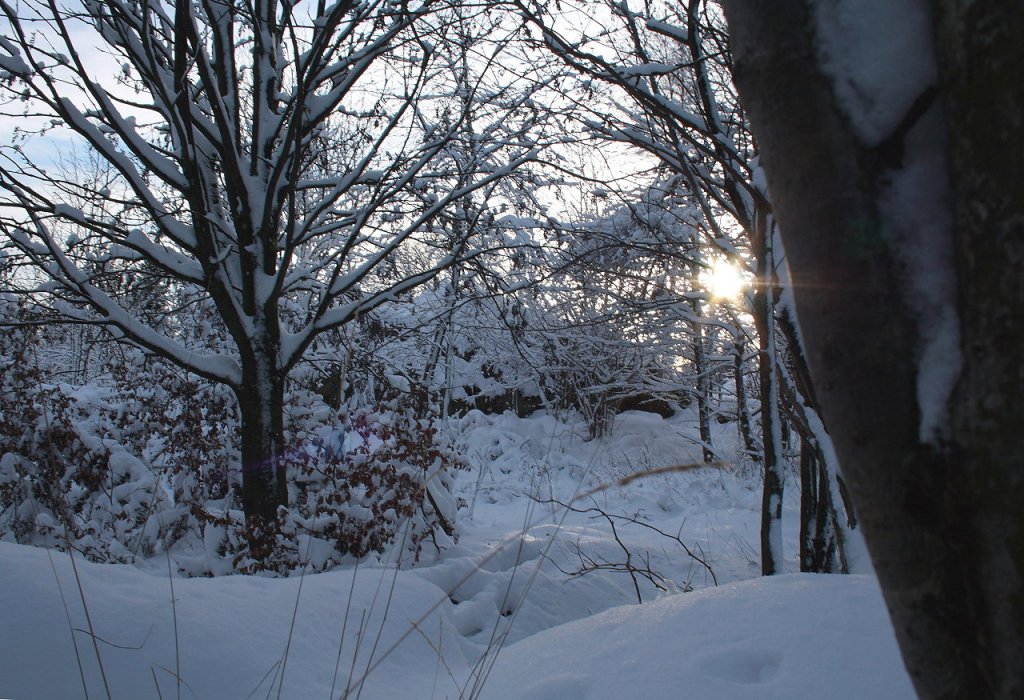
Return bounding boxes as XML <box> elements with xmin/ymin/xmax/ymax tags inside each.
<box><xmin>0</xmin><ymin>540</ymin><xmax>912</xmax><ymax>699</ymax></box>
<box><xmin>481</xmin><ymin>573</ymin><xmax>916</xmax><ymax>700</ymax></box>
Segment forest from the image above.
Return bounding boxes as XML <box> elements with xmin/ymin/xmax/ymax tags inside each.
<box><xmin>0</xmin><ymin>0</ymin><xmax>1020</xmax><ymax>698</ymax></box>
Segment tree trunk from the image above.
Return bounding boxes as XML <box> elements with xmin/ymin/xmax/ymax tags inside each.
<box><xmin>799</xmin><ymin>436</ymin><xmax>841</xmax><ymax>573</ymax></box>
<box><xmin>723</xmin><ymin>0</ymin><xmax>1024</xmax><ymax>696</ymax></box>
<box><xmin>781</xmin><ymin>375</ymin><xmax>851</xmax><ymax>574</ymax></box>
<box><xmin>938</xmin><ymin>1</ymin><xmax>1024</xmax><ymax>695</ymax></box>
<box><xmin>776</xmin><ymin>300</ymin><xmax>853</xmax><ymax>571</ymax></box>
<box><xmin>692</xmin><ymin>319</ymin><xmax>715</xmax><ymax>463</ymax></box>
<box><xmin>798</xmin><ymin>435</ymin><xmax>818</xmax><ymax>573</ymax></box>
<box><xmin>813</xmin><ymin>453</ymin><xmax>840</xmax><ymax>572</ymax></box>
<box><xmin>754</xmin><ymin>279</ymin><xmax>784</xmax><ymax>575</ymax></box>
<box><xmin>750</xmin><ymin>205</ymin><xmax>785</xmax><ymax>576</ymax></box>
<box><xmin>236</xmin><ymin>346</ymin><xmax>288</xmax><ymax>557</ymax></box>
<box><xmin>732</xmin><ymin>335</ymin><xmax>758</xmax><ymax>459</ymax></box>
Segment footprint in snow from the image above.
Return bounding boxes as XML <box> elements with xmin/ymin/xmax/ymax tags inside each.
<box><xmin>694</xmin><ymin>648</ymin><xmax>784</xmax><ymax>685</ymax></box>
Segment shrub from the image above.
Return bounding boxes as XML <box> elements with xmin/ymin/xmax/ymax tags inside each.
<box><xmin>187</xmin><ymin>398</ymin><xmax>466</xmax><ymax>576</ymax></box>
<box><xmin>0</xmin><ymin>304</ymin><xmax>464</xmax><ymax>574</ymax></box>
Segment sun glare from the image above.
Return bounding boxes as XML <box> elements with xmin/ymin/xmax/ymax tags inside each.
<box><xmin>702</xmin><ymin>259</ymin><xmax>747</xmax><ymax>301</ymax></box>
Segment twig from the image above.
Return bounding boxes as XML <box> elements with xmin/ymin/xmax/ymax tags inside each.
<box><xmin>354</xmin><ymin>519</ymin><xmax>414</xmax><ymax>700</ymax></box>
<box><xmin>536</xmin><ymin>497</ymin><xmax>718</xmax><ymax>587</ymax></box>
<box><xmin>329</xmin><ymin>557</ymin><xmax>360</xmax><ymax>700</ymax></box>
<box><xmin>65</xmin><ymin>537</ymin><xmax>112</xmax><ymax>700</ymax></box>
<box><xmin>152</xmin><ymin>668</ymin><xmax>165</xmax><ymax>700</ymax></box>
<box><xmin>245</xmin><ymin>660</ymin><xmax>281</xmax><ymax>700</ymax></box>
<box><xmin>341</xmin><ymin>610</ymin><xmax>368</xmax><ymax>700</ymax></box>
<box><xmin>575</xmin><ymin>461</ymin><xmax>729</xmax><ymax>502</ymax></box>
<box><xmin>403</xmin><ymin>617</ymin><xmax>460</xmax><ymax>695</ymax></box>
<box><xmin>73</xmin><ymin>626</ymin><xmax>152</xmax><ymax>650</ymax></box>
<box><xmin>276</xmin><ymin>561</ymin><xmax>309</xmax><ymax>700</ymax></box>
<box><xmin>48</xmin><ymin>549</ymin><xmax>90</xmax><ymax>700</ymax></box>
<box><xmin>166</xmin><ymin>547</ymin><xmax>181</xmax><ymax>700</ymax></box>
<box><xmin>151</xmin><ymin>666</ymin><xmax>198</xmax><ymax>699</ymax></box>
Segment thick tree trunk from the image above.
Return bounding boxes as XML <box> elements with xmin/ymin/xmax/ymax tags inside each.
<box><xmin>937</xmin><ymin>2</ymin><xmax>1024</xmax><ymax>695</ymax></box>
<box><xmin>723</xmin><ymin>1</ymin><xmax>1024</xmax><ymax>696</ymax></box>
<box><xmin>236</xmin><ymin>346</ymin><xmax>288</xmax><ymax>557</ymax></box>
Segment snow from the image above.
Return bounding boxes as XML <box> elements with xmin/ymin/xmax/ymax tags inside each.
<box><xmin>811</xmin><ymin>0</ymin><xmax>937</xmax><ymax>146</ymax></box>
<box><xmin>646</xmin><ymin>19</ymin><xmax>688</xmax><ymax>43</ymax></box>
<box><xmin>0</xmin><ymin>409</ymin><xmax>906</xmax><ymax>699</ymax></box>
<box><xmin>482</xmin><ymin>574</ymin><xmax>913</xmax><ymax>700</ymax></box>
<box><xmin>880</xmin><ymin>110</ymin><xmax>960</xmax><ymax>444</ymax></box>
<box><xmin>52</xmin><ymin>203</ymin><xmax>87</xmax><ymax>222</ymax></box>
<box><xmin>0</xmin><ymin>48</ymin><xmax>30</xmax><ymax>76</ymax></box>
<box><xmin>815</xmin><ymin>1</ymin><xmax>958</xmax><ymax>442</ymax></box>
<box><xmin>812</xmin><ymin>0</ymin><xmax>960</xmax><ymax>444</ymax></box>
<box><xmin>0</xmin><ymin>541</ymin><xmax>911</xmax><ymax>699</ymax></box>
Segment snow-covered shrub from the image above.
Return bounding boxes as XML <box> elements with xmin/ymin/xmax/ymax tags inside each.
<box><xmin>106</xmin><ymin>354</ymin><xmax>236</xmax><ymax>503</ymax></box>
<box><xmin>293</xmin><ymin>404</ymin><xmax>462</xmax><ymax>562</ymax></box>
<box><xmin>1</xmin><ymin>286</ymin><xmax>465</xmax><ymax>573</ymax></box>
<box><xmin>0</xmin><ymin>305</ymin><xmax>233</xmax><ymax>561</ymax></box>
<box><xmin>0</xmin><ymin>331</ymin><xmax>172</xmax><ymax>560</ymax></box>
<box><xmin>187</xmin><ymin>394</ymin><xmax>465</xmax><ymax>576</ymax></box>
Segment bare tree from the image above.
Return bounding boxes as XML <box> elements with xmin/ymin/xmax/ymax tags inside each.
<box><xmin>0</xmin><ymin>0</ymin><xmax>541</xmax><ymax>550</ymax></box>
<box><xmin>723</xmin><ymin>0</ymin><xmax>1023</xmax><ymax>696</ymax></box>
<box><xmin>516</xmin><ymin>0</ymin><xmax>852</xmax><ymax>574</ymax></box>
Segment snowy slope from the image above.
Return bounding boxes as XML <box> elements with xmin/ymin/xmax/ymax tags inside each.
<box><xmin>480</xmin><ymin>574</ymin><xmax>915</xmax><ymax>700</ymax></box>
<box><xmin>0</xmin><ymin>409</ymin><xmax>910</xmax><ymax>699</ymax></box>
<box><xmin>0</xmin><ymin>542</ymin><xmax>913</xmax><ymax>699</ymax></box>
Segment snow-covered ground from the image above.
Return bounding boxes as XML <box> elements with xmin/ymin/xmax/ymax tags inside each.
<box><xmin>0</xmin><ymin>409</ymin><xmax>914</xmax><ymax>699</ymax></box>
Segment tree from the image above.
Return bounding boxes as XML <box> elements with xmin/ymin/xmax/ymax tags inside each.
<box><xmin>722</xmin><ymin>0</ymin><xmax>1023</xmax><ymax>696</ymax></box>
<box><xmin>516</xmin><ymin>0</ymin><xmax>851</xmax><ymax>574</ymax></box>
<box><xmin>0</xmin><ymin>0</ymin><xmax>540</xmax><ymax>550</ymax></box>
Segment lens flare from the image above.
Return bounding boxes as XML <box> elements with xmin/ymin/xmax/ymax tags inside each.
<box><xmin>702</xmin><ymin>259</ymin><xmax>747</xmax><ymax>300</ymax></box>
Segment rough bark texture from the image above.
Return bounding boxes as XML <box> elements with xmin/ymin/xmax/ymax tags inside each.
<box><xmin>937</xmin><ymin>1</ymin><xmax>1024</xmax><ymax>696</ymax></box>
<box><xmin>722</xmin><ymin>0</ymin><xmax>1023</xmax><ymax>697</ymax></box>
<box><xmin>237</xmin><ymin>350</ymin><xmax>288</xmax><ymax>553</ymax></box>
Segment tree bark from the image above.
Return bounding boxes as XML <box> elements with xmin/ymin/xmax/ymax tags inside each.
<box><xmin>798</xmin><ymin>435</ymin><xmax>817</xmax><ymax>573</ymax></box>
<box><xmin>799</xmin><ymin>436</ymin><xmax>840</xmax><ymax>573</ymax></box>
<box><xmin>236</xmin><ymin>339</ymin><xmax>288</xmax><ymax>555</ymax></box>
<box><xmin>744</xmin><ymin>198</ymin><xmax>786</xmax><ymax>576</ymax></box>
<box><xmin>691</xmin><ymin>316</ymin><xmax>715</xmax><ymax>464</ymax></box>
<box><xmin>937</xmin><ymin>1</ymin><xmax>1024</xmax><ymax>695</ymax></box>
<box><xmin>722</xmin><ymin>0</ymin><xmax>1024</xmax><ymax>696</ymax></box>
<box><xmin>753</xmin><ymin>233</ymin><xmax>784</xmax><ymax>575</ymax></box>
<box><xmin>732</xmin><ymin>335</ymin><xmax>758</xmax><ymax>459</ymax></box>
